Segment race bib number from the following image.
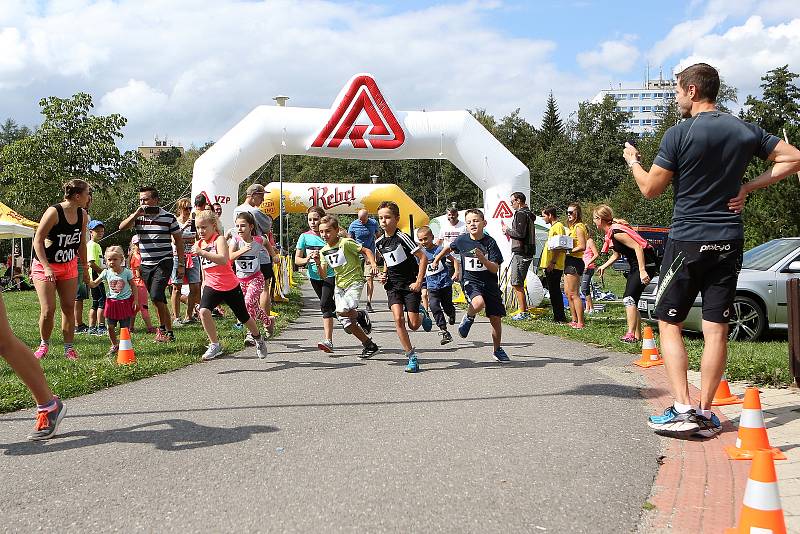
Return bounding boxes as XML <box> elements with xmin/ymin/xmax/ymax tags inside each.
<box><xmin>235</xmin><ymin>258</ymin><xmax>258</xmax><ymax>274</ymax></box>
<box><xmin>464</xmin><ymin>256</ymin><xmax>487</xmax><ymax>272</ymax></box>
<box><xmin>426</xmin><ymin>261</ymin><xmax>445</xmax><ymax>275</ymax></box>
<box><xmin>200</xmin><ymin>247</ymin><xmax>215</xmax><ymax>269</ymax></box>
<box><xmin>382</xmin><ymin>245</ymin><xmax>408</xmax><ymax>267</ymax></box>
<box><xmin>323</xmin><ymin>248</ymin><xmax>346</xmax><ymax>268</ymax></box>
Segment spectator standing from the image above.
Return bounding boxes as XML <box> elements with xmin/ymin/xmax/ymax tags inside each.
<box><xmin>170</xmin><ymin>198</ymin><xmax>201</xmax><ymax>326</ymax></box>
<box><xmin>74</xmin><ymin>190</ymin><xmax>92</xmax><ymax>333</ymax></box>
<box><xmin>86</xmin><ymin>220</ymin><xmax>106</xmax><ymax>336</ymax></box>
<box><xmin>539</xmin><ymin>206</ymin><xmax>567</xmax><ymax>323</ymax></box>
<box><xmin>581</xmin><ymin>236</ymin><xmax>599</xmax><ymax>315</ymax></box>
<box><xmin>501</xmin><ymin>192</ymin><xmax>537</xmax><ymax>320</ymax></box>
<box><xmin>348</xmin><ymin>209</ymin><xmax>380</xmax><ymax>313</ymax></box>
<box><xmin>564</xmin><ymin>203</ymin><xmax>588</xmax><ymax>329</ymax></box>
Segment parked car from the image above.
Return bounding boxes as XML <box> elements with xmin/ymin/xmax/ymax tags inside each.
<box><xmin>638</xmin><ymin>237</ymin><xmax>800</xmax><ymax>341</ymax></box>
<box><xmin>612</xmin><ymin>226</ymin><xmax>669</xmax><ymax>273</ymax></box>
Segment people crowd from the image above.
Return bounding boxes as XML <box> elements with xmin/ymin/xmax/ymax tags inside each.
<box><xmin>5</xmin><ymin>62</ymin><xmax>800</xmax><ymax>451</ymax></box>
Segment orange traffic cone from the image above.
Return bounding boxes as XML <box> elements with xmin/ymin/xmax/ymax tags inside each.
<box><xmin>725</xmin><ymin>450</ymin><xmax>787</xmax><ymax>534</ymax></box>
<box><xmin>725</xmin><ymin>388</ymin><xmax>786</xmax><ymax>460</ymax></box>
<box><xmin>712</xmin><ymin>374</ymin><xmax>743</xmax><ymax>406</ymax></box>
<box><xmin>117</xmin><ymin>327</ymin><xmax>136</xmax><ymax>365</ymax></box>
<box><xmin>633</xmin><ymin>326</ymin><xmax>663</xmax><ymax>368</ymax></box>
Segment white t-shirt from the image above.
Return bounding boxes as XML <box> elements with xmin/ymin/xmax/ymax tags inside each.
<box><xmin>437</xmin><ymin>220</ymin><xmax>466</xmax><ymax>249</ymax></box>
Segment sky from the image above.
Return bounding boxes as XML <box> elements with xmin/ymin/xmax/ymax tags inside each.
<box><xmin>1</xmin><ymin>0</ymin><xmax>799</xmax><ymax>150</ymax></box>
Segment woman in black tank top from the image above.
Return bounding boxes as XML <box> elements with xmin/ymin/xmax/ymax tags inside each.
<box><xmin>31</xmin><ymin>179</ymin><xmax>92</xmax><ymax>361</ymax></box>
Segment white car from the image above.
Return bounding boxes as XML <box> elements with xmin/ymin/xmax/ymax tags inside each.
<box><xmin>638</xmin><ymin>238</ymin><xmax>800</xmax><ymax>341</ymax></box>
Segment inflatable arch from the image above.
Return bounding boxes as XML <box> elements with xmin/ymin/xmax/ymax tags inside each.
<box><xmin>191</xmin><ymin>73</ymin><xmax>529</xmax><ymax>262</ymax></box>
<box><xmin>261</xmin><ymin>182</ymin><xmax>428</xmax><ymax>235</ymax></box>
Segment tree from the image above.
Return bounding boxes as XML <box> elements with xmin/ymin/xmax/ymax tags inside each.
<box><xmin>0</xmin><ymin>93</ymin><xmax>136</xmax><ymax>217</ymax></box>
<box><xmin>0</xmin><ymin>119</ymin><xmax>31</xmax><ymax>150</ymax></box>
<box><xmin>716</xmin><ymin>79</ymin><xmax>738</xmax><ymax>114</ymax></box>
<box><xmin>156</xmin><ymin>146</ymin><xmax>183</xmax><ymax>166</ymax></box>
<box><xmin>539</xmin><ymin>91</ymin><xmax>565</xmax><ymax>150</ymax></box>
<box><xmin>744</xmin><ymin>65</ymin><xmax>800</xmax><ymax>135</ymax></box>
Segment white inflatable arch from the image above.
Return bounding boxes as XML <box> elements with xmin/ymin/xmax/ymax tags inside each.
<box><xmin>192</xmin><ymin>73</ymin><xmax>529</xmax><ymax>262</ymax></box>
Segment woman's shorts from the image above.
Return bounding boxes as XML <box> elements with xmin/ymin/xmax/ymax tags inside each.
<box><xmin>31</xmin><ymin>258</ymin><xmax>78</xmax><ymax>282</ymax></box>
<box><xmin>563</xmin><ymin>255</ymin><xmax>585</xmax><ymax>277</ymax></box>
<box><xmin>624</xmin><ymin>265</ymin><xmax>658</xmax><ymax>305</ymax></box>
<box><xmin>170</xmin><ymin>256</ymin><xmax>201</xmax><ymax>285</ymax></box>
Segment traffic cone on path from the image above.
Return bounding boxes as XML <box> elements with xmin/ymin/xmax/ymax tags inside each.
<box><xmin>117</xmin><ymin>327</ymin><xmax>136</xmax><ymax>365</ymax></box>
<box><xmin>712</xmin><ymin>374</ymin><xmax>743</xmax><ymax>406</ymax></box>
<box><xmin>633</xmin><ymin>326</ymin><xmax>663</xmax><ymax>368</ymax></box>
<box><xmin>725</xmin><ymin>387</ymin><xmax>786</xmax><ymax>460</ymax></box>
<box><xmin>725</xmin><ymin>450</ymin><xmax>787</xmax><ymax>534</ymax></box>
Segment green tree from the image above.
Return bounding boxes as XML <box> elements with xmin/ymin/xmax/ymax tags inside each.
<box><xmin>539</xmin><ymin>91</ymin><xmax>565</xmax><ymax>150</ymax></box>
<box><xmin>716</xmin><ymin>79</ymin><xmax>738</xmax><ymax>114</ymax></box>
<box><xmin>0</xmin><ymin>119</ymin><xmax>31</xmax><ymax>150</ymax></box>
<box><xmin>744</xmin><ymin>65</ymin><xmax>800</xmax><ymax>134</ymax></box>
<box><xmin>156</xmin><ymin>146</ymin><xmax>183</xmax><ymax>166</ymax></box>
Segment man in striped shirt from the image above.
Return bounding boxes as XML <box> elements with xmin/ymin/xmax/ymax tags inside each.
<box><xmin>120</xmin><ymin>187</ymin><xmax>184</xmax><ymax>342</ymax></box>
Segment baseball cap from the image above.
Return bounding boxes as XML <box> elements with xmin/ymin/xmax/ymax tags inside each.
<box><xmin>246</xmin><ymin>183</ymin><xmax>265</xmax><ymax>195</ymax></box>
<box><xmin>88</xmin><ymin>220</ymin><xmax>105</xmax><ymax>230</ymax></box>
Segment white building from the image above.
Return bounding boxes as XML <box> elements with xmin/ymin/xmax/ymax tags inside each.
<box><xmin>591</xmin><ymin>79</ymin><xmax>677</xmax><ymax>136</ymax></box>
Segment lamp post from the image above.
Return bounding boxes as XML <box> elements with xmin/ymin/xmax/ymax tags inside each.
<box><xmin>273</xmin><ymin>95</ymin><xmax>289</xmax><ymax>252</ymax></box>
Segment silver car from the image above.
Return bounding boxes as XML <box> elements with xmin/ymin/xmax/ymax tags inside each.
<box><xmin>638</xmin><ymin>238</ymin><xmax>800</xmax><ymax>341</ymax></box>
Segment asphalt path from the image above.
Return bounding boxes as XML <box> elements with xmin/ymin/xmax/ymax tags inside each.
<box><xmin>0</xmin><ymin>285</ymin><xmax>661</xmax><ymax>533</ymax></box>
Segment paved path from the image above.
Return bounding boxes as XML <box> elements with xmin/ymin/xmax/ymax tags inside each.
<box><xmin>1</xmin><ymin>285</ymin><xmax>661</xmax><ymax>532</ymax></box>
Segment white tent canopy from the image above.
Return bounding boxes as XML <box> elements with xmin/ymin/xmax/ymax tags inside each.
<box><xmin>0</xmin><ymin>221</ymin><xmax>35</xmax><ymax>239</ymax></box>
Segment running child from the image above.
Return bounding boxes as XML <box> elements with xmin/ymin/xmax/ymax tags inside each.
<box><xmin>229</xmin><ymin>212</ymin><xmax>277</xmax><ymax>341</ymax></box>
<box><xmin>432</xmin><ymin>209</ymin><xmax>510</xmax><ymax>362</ymax></box>
<box><xmin>375</xmin><ymin>201</ymin><xmax>431</xmax><ymax>373</ymax></box>
<box><xmin>314</xmin><ymin>215</ymin><xmax>379</xmax><ymax>359</ymax></box>
<box><xmin>88</xmin><ymin>246</ymin><xmax>138</xmax><ymax>356</ymax></box>
<box><xmin>87</xmin><ymin>220</ymin><xmax>107</xmax><ymax>336</ymax></box>
<box><xmin>193</xmin><ymin>210</ymin><xmax>267</xmax><ymax>361</ymax></box>
<box><xmin>128</xmin><ymin>236</ymin><xmax>156</xmax><ymax>333</ymax></box>
<box><xmin>417</xmin><ymin>226</ymin><xmax>460</xmax><ymax>345</ymax></box>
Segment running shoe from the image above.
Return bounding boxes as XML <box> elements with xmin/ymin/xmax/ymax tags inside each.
<box><xmin>318</xmin><ymin>340</ymin><xmax>334</xmax><ymax>353</ymax></box>
<box><xmin>27</xmin><ymin>398</ymin><xmax>66</xmax><ymax>441</ymax></box>
<box><xmin>34</xmin><ymin>343</ymin><xmax>48</xmax><ymax>359</ymax></box>
<box><xmin>201</xmin><ymin>343</ymin><xmax>223</xmax><ymax>361</ymax></box>
<box><xmin>182</xmin><ymin>317</ymin><xmax>198</xmax><ymax>325</ymax></box>
<box><xmin>64</xmin><ymin>347</ymin><xmax>79</xmax><ymax>361</ymax></box>
<box><xmin>106</xmin><ymin>345</ymin><xmax>119</xmax><ymax>357</ymax></box>
<box><xmin>75</xmin><ymin>324</ymin><xmax>90</xmax><ymax>334</ymax></box>
<box><xmin>448</xmin><ymin>312</ymin><xmax>456</xmax><ymax>325</ymax></box>
<box><xmin>232</xmin><ymin>322</ymin><xmax>244</xmax><ymax>331</ymax></box>
<box><xmin>265</xmin><ymin>316</ymin><xmax>276</xmax><ymax>337</ymax></box>
<box><xmin>359</xmin><ymin>341</ymin><xmax>380</xmax><ymax>359</ymax></box>
<box><xmin>255</xmin><ymin>337</ymin><xmax>268</xmax><ymax>360</ymax></box>
<box><xmin>244</xmin><ymin>332</ymin><xmax>256</xmax><ymax>346</ymax></box>
<box><xmin>511</xmin><ymin>312</ymin><xmax>530</xmax><ymax>321</ymax></box>
<box><xmin>95</xmin><ymin>326</ymin><xmax>108</xmax><ymax>337</ymax></box>
<box><xmin>439</xmin><ymin>330</ymin><xmax>453</xmax><ymax>345</ymax></box>
<box><xmin>620</xmin><ymin>332</ymin><xmax>638</xmax><ymax>343</ymax></box>
<box><xmin>366</xmin><ymin>302</ymin><xmax>375</xmax><ymax>313</ymax></box>
<box><xmin>493</xmin><ymin>347</ymin><xmax>511</xmax><ymax>363</ymax></box>
<box><xmin>166</xmin><ymin>330</ymin><xmax>176</xmax><ymax>342</ymax></box>
<box><xmin>172</xmin><ymin>318</ymin><xmax>186</xmax><ymax>328</ymax></box>
<box><xmin>155</xmin><ymin>329</ymin><xmax>169</xmax><ymax>343</ymax></box>
<box><xmin>458</xmin><ymin>315</ymin><xmax>474</xmax><ymax>339</ymax></box>
<box><xmin>420</xmin><ymin>307</ymin><xmax>432</xmax><ymax>332</ymax></box>
<box><xmin>647</xmin><ymin>406</ymin><xmax>699</xmax><ymax>433</ymax></box>
<box><xmin>87</xmin><ymin>326</ymin><xmax>98</xmax><ymax>336</ymax></box>
<box><xmin>691</xmin><ymin>412</ymin><xmax>722</xmax><ymax>438</ymax></box>
<box><xmin>405</xmin><ymin>352</ymin><xmax>419</xmax><ymax>373</ymax></box>
<box><xmin>357</xmin><ymin>310</ymin><xmax>372</xmax><ymax>335</ymax></box>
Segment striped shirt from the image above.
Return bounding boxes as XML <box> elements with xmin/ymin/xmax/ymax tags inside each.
<box><xmin>134</xmin><ymin>209</ymin><xmax>180</xmax><ymax>265</ymax></box>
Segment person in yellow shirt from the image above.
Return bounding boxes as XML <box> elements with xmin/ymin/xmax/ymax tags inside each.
<box><xmin>564</xmin><ymin>203</ymin><xmax>588</xmax><ymax>329</ymax></box>
<box><xmin>539</xmin><ymin>206</ymin><xmax>567</xmax><ymax>322</ymax></box>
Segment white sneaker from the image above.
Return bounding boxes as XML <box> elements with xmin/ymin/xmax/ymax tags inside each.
<box><xmin>201</xmin><ymin>343</ymin><xmax>223</xmax><ymax>361</ymax></box>
<box><xmin>244</xmin><ymin>332</ymin><xmax>256</xmax><ymax>346</ymax></box>
<box><xmin>317</xmin><ymin>339</ymin><xmax>334</xmax><ymax>353</ymax></box>
<box><xmin>255</xmin><ymin>338</ymin><xmax>268</xmax><ymax>360</ymax></box>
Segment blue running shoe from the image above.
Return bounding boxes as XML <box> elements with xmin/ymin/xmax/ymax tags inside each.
<box><xmin>405</xmin><ymin>352</ymin><xmax>419</xmax><ymax>373</ymax></box>
<box><xmin>458</xmin><ymin>315</ymin><xmax>474</xmax><ymax>338</ymax></box>
<box><xmin>420</xmin><ymin>307</ymin><xmax>432</xmax><ymax>332</ymax></box>
<box><xmin>493</xmin><ymin>347</ymin><xmax>510</xmax><ymax>362</ymax></box>
<box><xmin>647</xmin><ymin>406</ymin><xmax>699</xmax><ymax>433</ymax></box>
<box><xmin>691</xmin><ymin>412</ymin><xmax>722</xmax><ymax>438</ymax></box>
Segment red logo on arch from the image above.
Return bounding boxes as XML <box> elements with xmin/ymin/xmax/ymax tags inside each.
<box><xmin>493</xmin><ymin>201</ymin><xmax>514</xmax><ymax>219</ymax></box>
<box><xmin>311</xmin><ymin>75</ymin><xmax>405</xmax><ymax>150</ymax></box>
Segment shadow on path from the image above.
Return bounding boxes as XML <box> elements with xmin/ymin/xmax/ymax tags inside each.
<box><xmin>0</xmin><ymin>419</ymin><xmax>278</xmax><ymax>456</ymax></box>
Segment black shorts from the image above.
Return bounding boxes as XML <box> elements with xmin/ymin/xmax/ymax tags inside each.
<box><xmin>140</xmin><ymin>258</ymin><xmax>173</xmax><ymax>304</ymax></box>
<box><xmin>624</xmin><ymin>265</ymin><xmax>658</xmax><ymax>304</ymax></box>
<box><xmin>654</xmin><ymin>238</ymin><xmax>743</xmax><ymax>324</ymax></box>
<box><xmin>563</xmin><ymin>255</ymin><xmax>585</xmax><ymax>277</ymax></box>
<box><xmin>91</xmin><ymin>283</ymin><xmax>106</xmax><ymax>309</ymax></box>
<box><xmin>386</xmin><ymin>285</ymin><xmax>422</xmax><ymax>313</ymax></box>
<box><xmin>310</xmin><ymin>276</ymin><xmax>336</xmax><ymax>319</ymax></box>
<box><xmin>463</xmin><ymin>280</ymin><xmax>506</xmax><ymax>317</ymax></box>
<box><xmin>260</xmin><ymin>263</ymin><xmax>274</xmax><ymax>282</ymax></box>
<box><xmin>106</xmin><ymin>317</ymin><xmax>131</xmax><ymax>329</ymax></box>
<box><xmin>200</xmin><ymin>285</ymin><xmax>251</xmax><ymax>324</ymax></box>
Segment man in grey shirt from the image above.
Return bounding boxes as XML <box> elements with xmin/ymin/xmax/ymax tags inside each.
<box><xmin>624</xmin><ymin>62</ymin><xmax>800</xmax><ymax>437</ymax></box>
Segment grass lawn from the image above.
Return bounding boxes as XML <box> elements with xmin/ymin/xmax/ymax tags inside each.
<box><xmin>503</xmin><ymin>270</ymin><xmax>792</xmax><ymax>387</ymax></box>
<box><xmin>1</xmin><ymin>281</ymin><xmax>304</xmax><ymax>414</ymax></box>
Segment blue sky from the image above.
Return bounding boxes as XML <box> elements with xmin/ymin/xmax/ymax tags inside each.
<box><xmin>1</xmin><ymin>0</ymin><xmax>799</xmax><ymax>149</ymax></box>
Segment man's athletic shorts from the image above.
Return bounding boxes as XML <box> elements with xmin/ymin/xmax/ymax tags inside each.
<box><xmin>509</xmin><ymin>253</ymin><xmax>534</xmax><ymax>286</ymax></box>
<box><xmin>654</xmin><ymin>238</ymin><xmax>743</xmax><ymax>324</ymax></box>
<box><xmin>563</xmin><ymin>255</ymin><xmax>585</xmax><ymax>277</ymax></box>
<box><xmin>463</xmin><ymin>281</ymin><xmax>506</xmax><ymax>318</ymax></box>
<box><xmin>140</xmin><ymin>258</ymin><xmax>174</xmax><ymax>304</ymax></box>
<box><xmin>386</xmin><ymin>285</ymin><xmax>422</xmax><ymax>313</ymax></box>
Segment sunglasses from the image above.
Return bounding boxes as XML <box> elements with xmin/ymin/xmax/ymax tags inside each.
<box><xmin>567</xmin><ymin>210</ymin><xmax>576</xmax><ymax>215</ymax></box>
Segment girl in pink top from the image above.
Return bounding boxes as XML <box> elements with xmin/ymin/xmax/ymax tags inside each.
<box><xmin>581</xmin><ymin>236</ymin><xmax>599</xmax><ymax>315</ymax></box>
<box><xmin>193</xmin><ymin>211</ymin><xmax>267</xmax><ymax>361</ymax></box>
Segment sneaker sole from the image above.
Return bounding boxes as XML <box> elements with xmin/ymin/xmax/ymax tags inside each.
<box><xmin>440</xmin><ymin>338</ymin><xmax>452</xmax><ymax>345</ymax></box>
<box><xmin>404</xmin><ymin>366</ymin><xmax>419</xmax><ymax>373</ymax></box>
<box><xmin>359</xmin><ymin>349</ymin><xmax>379</xmax><ymax>359</ymax></box>
<box><xmin>647</xmin><ymin>420</ymin><xmax>700</xmax><ymax>433</ymax></box>
<box><xmin>28</xmin><ymin>405</ymin><xmax>67</xmax><ymax>441</ymax></box>
<box><xmin>318</xmin><ymin>343</ymin><xmax>334</xmax><ymax>353</ymax></box>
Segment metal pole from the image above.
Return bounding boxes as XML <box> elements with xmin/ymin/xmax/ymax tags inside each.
<box><xmin>279</xmin><ymin>153</ymin><xmax>284</xmax><ymax>253</ymax></box>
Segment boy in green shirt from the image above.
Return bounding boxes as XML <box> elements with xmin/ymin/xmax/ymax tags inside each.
<box><xmin>87</xmin><ymin>220</ymin><xmax>107</xmax><ymax>335</ymax></box>
<box><xmin>315</xmin><ymin>215</ymin><xmax>380</xmax><ymax>359</ymax></box>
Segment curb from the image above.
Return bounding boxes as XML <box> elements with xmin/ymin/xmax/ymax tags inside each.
<box><xmin>637</xmin><ymin>365</ymin><xmax>750</xmax><ymax>533</ymax></box>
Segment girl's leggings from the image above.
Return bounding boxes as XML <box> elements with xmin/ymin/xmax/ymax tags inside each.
<box><xmin>240</xmin><ymin>274</ymin><xmax>270</xmax><ymax>327</ymax></box>
<box><xmin>133</xmin><ymin>284</ymin><xmax>151</xmax><ymax>326</ymax></box>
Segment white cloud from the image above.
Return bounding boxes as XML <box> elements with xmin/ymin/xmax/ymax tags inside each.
<box><xmin>99</xmin><ymin>79</ymin><xmax>169</xmax><ymax>121</ymax></box>
<box><xmin>577</xmin><ymin>40</ymin><xmax>640</xmax><ymax>73</ymax></box>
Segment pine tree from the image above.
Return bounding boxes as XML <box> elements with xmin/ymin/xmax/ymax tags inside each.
<box><xmin>539</xmin><ymin>91</ymin><xmax>565</xmax><ymax>150</ymax></box>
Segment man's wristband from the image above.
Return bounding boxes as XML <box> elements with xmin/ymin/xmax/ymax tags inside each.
<box><xmin>628</xmin><ymin>160</ymin><xmax>642</xmax><ymax>169</ymax></box>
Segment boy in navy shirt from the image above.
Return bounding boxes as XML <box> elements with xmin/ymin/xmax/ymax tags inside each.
<box><xmin>375</xmin><ymin>201</ymin><xmax>430</xmax><ymax>373</ymax></box>
<box><xmin>432</xmin><ymin>209</ymin><xmax>509</xmax><ymax>362</ymax></box>
<box><xmin>417</xmin><ymin>226</ymin><xmax>459</xmax><ymax>345</ymax></box>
